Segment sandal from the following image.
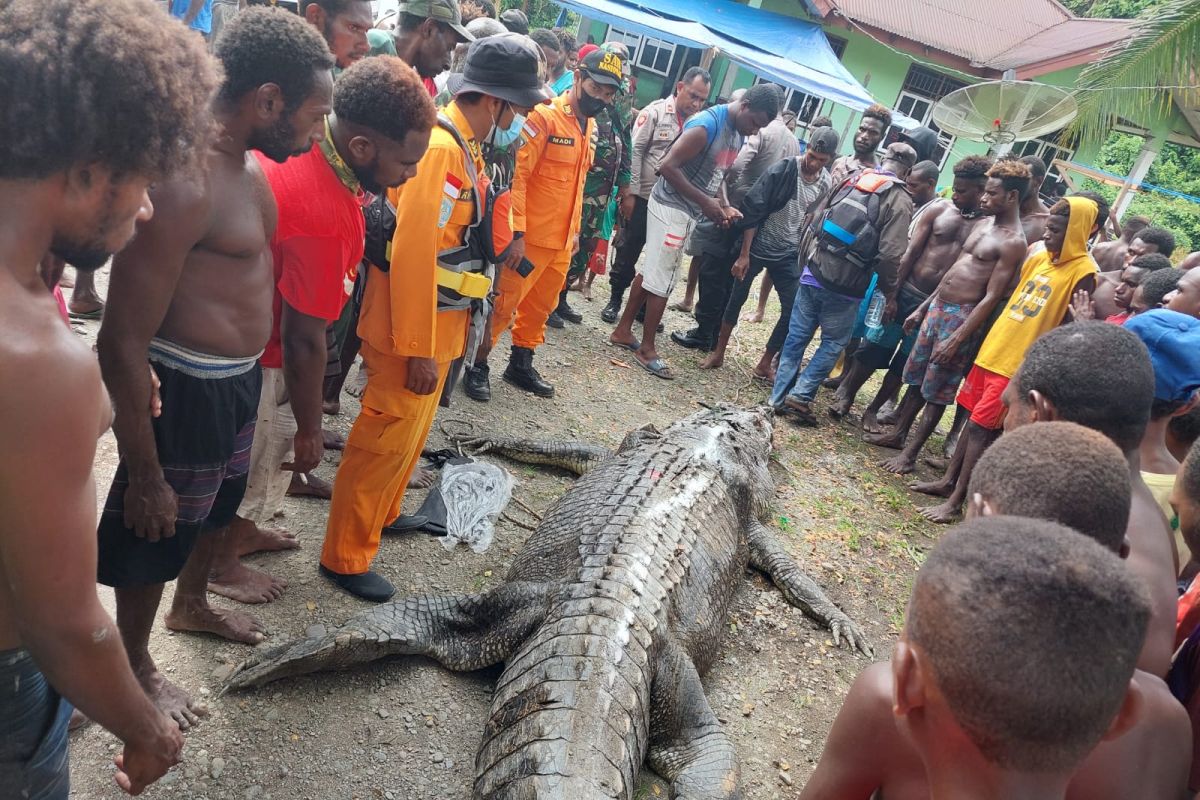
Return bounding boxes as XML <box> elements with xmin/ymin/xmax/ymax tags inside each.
<box><xmin>638</xmin><ymin>357</ymin><xmax>675</xmax><ymax>380</ymax></box>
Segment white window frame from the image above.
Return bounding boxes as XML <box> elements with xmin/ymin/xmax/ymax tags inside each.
<box><xmin>605</xmin><ymin>25</ymin><xmax>677</xmax><ymax>77</ymax></box>
<box><xmin>1011</xmin><ymin>134</ymin><xmax>1074</xmax><ymax>182</ymax></box>
<box><xmin>752</xmin><ymin>76</ymin><xmax>826</xmax><ymax>128</ymax></box>
<box><xmin>892</xmin><ymin>90</ymin><xmax>957</xmax><ymax>169</ymax></box>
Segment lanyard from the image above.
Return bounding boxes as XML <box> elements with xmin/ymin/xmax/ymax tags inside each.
<box><xmin>319</xmin><ymin>117</ymin><xmax>371</xmax><ymax>206</ymax></box>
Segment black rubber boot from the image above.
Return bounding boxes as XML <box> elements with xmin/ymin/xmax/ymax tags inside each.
<box><xmin>462</xmin><ymin>362</ymin><xmax>491</xmax><ymax>402</ymax></box>
<box><xmin>601</xmin><ymin>284</ymin><xmax>624</xmax><ymax>323</ymax></box>
<box><xmin>545</xmin><ymin>311</ymin><xmax>565</xmax><ymax>329</ymax></box>
<box><xmin>319</xmin><ymin>565</ymin><xmax>395</xmax><ymax>602</ymax></box>
<box><xmin>502</xmin><ymin>346</ymin><xmax>554</xmax><ymax>397</ymax></box>
<box><xmin>556</xmin><ymin>289</ymin><xmax>583</xmax><ymax>324</ymax></box>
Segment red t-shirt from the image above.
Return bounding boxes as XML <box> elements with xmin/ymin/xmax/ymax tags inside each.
<box><xmin>257</xmin><ymin>147</ymin><xmax>365</xmax><ymax>368</ymax></box>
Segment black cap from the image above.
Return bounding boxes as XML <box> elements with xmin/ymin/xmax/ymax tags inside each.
<box><xmin>579</xmin><ymin>47</ymin><xmax>623</xmax><ymax>88</ymax></box>
<box><xmin>499</xmin><ymin>8</ymin><xmax>529</xmax><ymax>34</ymax></box>
<box><xmin>447</xmin><ymin>35</ymin><xmax>554</xmax><ymax>107</ymax></box>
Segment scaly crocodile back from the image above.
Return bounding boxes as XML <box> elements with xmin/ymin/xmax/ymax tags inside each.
<box><xmin>473</xmin><ymin>415</ymin><xmax>763</xmax><ymax>799</ymax></box>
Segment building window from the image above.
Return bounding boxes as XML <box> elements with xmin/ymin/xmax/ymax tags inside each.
<box><xmin>1010</xmin><ymin>133</ymin><xmax>1074</xmax><ymax>183</ymax></box>
<box><xmin>887</xmin><ymin>64</ymin><xmax>969</xmax><ymax>169</ymax></box>
<box><xmin>753</xmin><ymin>77</ymin><xmax>824</xmax><ymax>128</ymax></box>
<box><xmin>824</xmin><ymin>33</ymin><xmax>848</xmax><ymax>60</ymax></box>
<box><xmin>604</xmin><ymin>26</ymin><xmax>676</xmax><ymax>76</ymax></box>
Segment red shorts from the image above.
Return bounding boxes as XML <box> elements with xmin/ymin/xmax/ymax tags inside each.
<box><xmin>956</xmin><ymin>365</ymin><xmax>1010</xmax><ymax>430</ymax></box>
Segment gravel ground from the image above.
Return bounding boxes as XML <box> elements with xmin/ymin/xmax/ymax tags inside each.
<box><xmin>68</xmin><ymin>264</ymin><xmax>945</xmax><ymax>799</ymax></box>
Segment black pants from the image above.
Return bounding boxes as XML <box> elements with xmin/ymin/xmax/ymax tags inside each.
<box><xmin>693</xmin><ymin>251</ymin><xmax>738</xmax><ymax>341</ymax></box>
<box><xmin>610</xmin><ymin>195</ymin><xmax>648</xmax><ymax>294</ymax></box>
<box><xmin>723</xmin><ymin>253</ymin><xmax>801</xmax><ymax>353</ymax></box>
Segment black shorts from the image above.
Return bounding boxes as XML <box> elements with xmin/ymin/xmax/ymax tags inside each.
<box><xmin>97</xmin><ymin>340</ymin><xmax>262</xmax><ymax>588</ymax></box>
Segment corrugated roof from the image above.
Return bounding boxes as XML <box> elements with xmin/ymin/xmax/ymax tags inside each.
<box><xmin>823</xmin><ymin>0</ymin><xmax>1132</xmax><ymax>70</ymax></box>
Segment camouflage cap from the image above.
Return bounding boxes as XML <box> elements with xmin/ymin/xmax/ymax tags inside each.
<box><xmin>400</xmin><ymin>0</ymin><xmax>474</xmax><ymax>41</ymax></box>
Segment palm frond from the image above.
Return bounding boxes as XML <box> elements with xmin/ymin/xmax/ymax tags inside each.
<box><xmin>1068</xmin><ymin>0</ymin><xmax>1200</xmax><ymax>147</ymax></box>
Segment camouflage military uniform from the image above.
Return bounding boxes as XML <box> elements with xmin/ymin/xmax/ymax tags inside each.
<box><xmin>568</xmin><ymin>100</ymin><xmax>632</xmax><ymax>280</ymax></box>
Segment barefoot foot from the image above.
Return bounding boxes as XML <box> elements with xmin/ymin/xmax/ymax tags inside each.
<box><xmin>879</xmin><ymin>453</ymin><xmax>916</xmax><ymax>474</ymax></box>
<box><xmin>922</xmin><ymin>455</ymin><xmax>949</xmax><ymax>471</ymax></box>
<box><xmin>408</xmin><ymin>466</ymin><xmax>437</xmax><ymax>489</ymax></box>
<box><xmin>165</xmin><ymin>602</ymin><xmax>266</xmax><ymax>645</ymax></box>
<box><xmin>919</xmin><ymin>500</ymin><xmax>962</xmax><ymax>524</ymax></box>
<box><xmin>346</xmin><ymin>367</ymin><xmax>367</xmax><ymax>398</ymax></box>
<box><xmin>230</xmin><ymin>517</ymin><xmax>298</xmax><ymax>556</ymax></box>
<box><xmin>861</xmin><ymin>411</ymin><xmax>883</xmax><ymax>434</ymax></box>
<box><xmin>69</xmin><ymin>709</ymin><xmax>90</xmax><ymax>731</ymax></box>
<box><xmin>863</xmin><ymin>430</ymin><xmax>905</xmax><ymax>450</ymax></box>
<box><xmin>751</xmin><ymin>366</ymin><xmax>775</xmax><ymax>383</ymax></box>
<box><xmin>207</xmin><ymin>562</ymin><xmax>288</xmax><ymax>604</ymax></box>
<box><xmin>910</xmin><ymin>478</ymin><xmax>955</xmax><ymax>497</ymax></box>
<box><xmin>698</xmin><ymin>353</ymin><xmax>724</xmax><ymax>370</ymax></box>
<box><xmin>740</xmin><ymin>310</ymin><xmax>764</xmax><ymax>324</ymax></box>
<box><xmin>287</xmin><ymin>472</ymin><xmax>332</xmax><ymax>499</ymax></box>
<box><xmin>323</xmin><ymin>428</ymin><xmax>345</xmax><ymax>451</ymax></box>
<box><xmin>323</xmin><ymin>398</ymin><xmax>340</xmax><ymax>416</ymax></box>
<box><xmin>828</xmin><ymin>394</ymin><xmax>852</xmax><ymax>420</ymax></box>
<box><xmin>136</xmin><ymin>668</ymin><xmax>206</xmax><ymax>730</ymax></box>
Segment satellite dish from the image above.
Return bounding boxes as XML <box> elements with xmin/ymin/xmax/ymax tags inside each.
<box><xmin>931</xmin><ymin>80</ymin><xmax>1078</xmax><ymax>145</ymax></box>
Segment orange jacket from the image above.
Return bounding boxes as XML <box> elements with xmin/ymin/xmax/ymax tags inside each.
<box><xmin>357</xmin><ymin>102</ymin><xmax>480</xmax><ymax>363</ymax></box>
<box><xmin>512</xmin><ymin>93</ymin><xmax>594</xmax><ymax>251</ymax></box>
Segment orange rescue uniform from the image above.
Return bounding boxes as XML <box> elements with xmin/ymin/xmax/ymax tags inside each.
<box><xmin>490</xmin><ymin>93</ymin><xmax>594</xmax><ymax>349</ymax></box>
<box><xmin>321</xmin><ymin>103</ymin><xmax>481</xmax><ymax>575</ymax></box>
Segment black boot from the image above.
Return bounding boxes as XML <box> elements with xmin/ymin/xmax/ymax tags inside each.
<box><xmin>635</xmin><ymin>301</ymin><xmax>664</xmax><ymax>333</ymax></box>
<box><xmin>670</xmin><ymin>327</ymin><xmax>714</xmax><ymax>350</ymax></box>
<box><xmin>545</xmin><ymin>311</ymin><xmax>565</xmax><ymax>329</ymax></box>
<box><xmin>462</xmin><ymin>362</ymin><xmax>491</xmax><ymax>402</ymax></box>
<box><xmin>601</xmin><ymin>284</ymin><xmax>624</xmax><ymax>323</ymax></box>
<box><xmin>502</xmin><ymin>346</ymin><xmax>554</xmax><ymax>397</ymax></box>
<box><xmin>556</xmin><ymin>289</ymin><xmax>583</xmax><ymax>324</ymax></box>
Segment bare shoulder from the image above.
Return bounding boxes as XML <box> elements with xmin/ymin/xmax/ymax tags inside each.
<box><xmin>846</xmin><ymin>661</ymin><xmax>896</xmax><ymax>717</ymax></box>
<box><xmin>0</xmin><ymin>298</ymin><xmax>105</xmax><ymax>448</ymax></box>
<box><xmin>1136</xmin><ymin>671</ymin><xmax>1192</xmax><ymax>740</ymax></box>
<box><xmin>244</xmin><ymin>152</ymin><xmax>278</xmax><ymax>237</ymax></box>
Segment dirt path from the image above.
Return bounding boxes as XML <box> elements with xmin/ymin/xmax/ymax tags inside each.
<box><xmin>69</xmin><ymin>267</ymin><xmax>945</xmax><ymax>799</ymax></box>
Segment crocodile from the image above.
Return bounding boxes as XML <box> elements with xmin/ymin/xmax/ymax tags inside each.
<box><xmin>227</xmin><ymin>405</ymin><xmax>869</xmax><ymax>799</ymax></box>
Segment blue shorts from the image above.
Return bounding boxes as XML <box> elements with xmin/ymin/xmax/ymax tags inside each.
<box><xmin>0</xmin><ymin>648</ymin><xmax>72</xmax><ymax>800</ymax></box>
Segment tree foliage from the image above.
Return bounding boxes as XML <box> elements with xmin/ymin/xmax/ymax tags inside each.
<box><xmin>1080</xmin><ymin>132</ymin><xmax>1200</xmax><ymax>255</ymax></box>
<box><xmin>1068</xmin><ymin>0</ymin><xmax>1200</xmax><ymax>148</ymax></box>
<box><xmin>1063</xmin><ymin>0</ymin><xmax>1162</xmax><ymax>17</ymax></box>
<box><xmin>499</xmin><ymin>0</ymin><xmax>576</xmax><ymax>31</ymax></box>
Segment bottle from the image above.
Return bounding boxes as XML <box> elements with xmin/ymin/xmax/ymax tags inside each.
<box><xmin>864</xmin><ymin>291</ymin><xmax>886</xmax><ymax>330</ymax></box>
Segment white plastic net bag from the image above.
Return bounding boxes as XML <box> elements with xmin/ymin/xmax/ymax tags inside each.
<box><xmin>437</xmin><ymin>461</ymin><xmax>515</xmax><ymax>553</ymax></box>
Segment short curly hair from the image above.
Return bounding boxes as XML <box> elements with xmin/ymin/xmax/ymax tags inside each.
<box><xmin>987</xmin><ymin>159</ymin><xmax>1031</xmax><ymax>199</ymax></box>
<box><xmin>334</xmin><ymin>56</ymin><xmax>437</xmax><ymax>144</ymax></box>
<box><xmin>0</xmin><ymin>0</ymin><xmax>219</xmax><ymax>181</ymax></box>
<box><xmin>1139</xmin><ymin>267</ymin><xmax>1184</xmax><ymax>308</ymax></box>
<box><xmin>968</xmin><ymin>422</ymin><xmax>1130</xmax><ymax>551</ymax></box>
<box><xmin>1133</xmin><ymin>226</ymin><xmax>1177</xmax><ymax>258</ymax></box>
<box><xmin>862</xmin><ymin>103</ymin><xmax>893</xmax><ymax>129</ymax></box>
<box><xmin>216</xmin><ymin>7</ymin><xmax>335</xmax><ymax>111</ymax></box>
<box><xmin>953</xmin><ymin>155</ymin><xmax>993</xmax><ymax>182</ymax></box>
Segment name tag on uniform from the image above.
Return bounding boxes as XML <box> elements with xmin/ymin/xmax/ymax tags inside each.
<box><xmin>549</xmin><ymin>135</ymin><xmax>574</xmax><ymax>146</ymax></box>
<box><xmin>439</xmin><ymin>172</ymin><xmax>463</xmax><ymax>228</ymax></box>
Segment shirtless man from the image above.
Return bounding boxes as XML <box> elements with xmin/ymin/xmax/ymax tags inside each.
<box><xmin>1182</xmin><ymin>251</ymin><xmax>1200</xmax><ymax>271</ymax></box>
<box><xmin>865</xmin><ymin>160</ymin><xmax>1028</xmax><ymax>474</ymax></box>
<box><xmin>831</xmin><ymin>156</ymin><xmax>991</xmax><ymax>429</ymax></box>
<box><xmin>1091</xmin><ymin>214</ymin><xmax>1150</xmax><ymax>272</ymax></box>
<box><xmin>0</xmin><ymin>0</ymin><xmax>214</xmax><ymax>792</ymax></box>
<box><xmin>800</xmin><ymin>423</ymin><xmax>1189</xmax><ymax>800</ymax></box>
<box><xmin>96</xmin><ymin>9</ymin><xmax>335</xmax><ymax>727</ymax></box>
<box><xmin>1093</xmin><ymin>225</ymin><xmax>1177</xmax><ymax>318</ymax></box>
<box><xmin>1018</xmin><ymin>154</ymin><xmax>1051</xmax><ymax>244</ymax></box>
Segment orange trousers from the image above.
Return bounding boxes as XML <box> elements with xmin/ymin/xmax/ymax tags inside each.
<box><xmin>320</xmin><ymin>342</ymin><xmax>449</xmax><ymax>574</ymax></box>
<box><xmin>490</xmin><ymin>243</ymin><xmax>571</xmax><ymax>350</ymax></box>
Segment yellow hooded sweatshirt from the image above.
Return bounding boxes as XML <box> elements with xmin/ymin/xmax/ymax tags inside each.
<box><xmin>974</xmin><ymin>196</ymin><xmax>1099</xmax><ymax>378</ymax></box>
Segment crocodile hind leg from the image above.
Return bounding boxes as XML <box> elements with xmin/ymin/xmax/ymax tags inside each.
<box><xmin>647</xmin><ymin>641</ymin><xmax>741</xmax><ymax>800</ymax></box>
<box><xmin>225</xmin><ymin>581</ymin><xmax>552</xmax><ymax>690</ymax></box>
<box><xmin>744</xmin><ymin>519</ymin><xmax>873</xmax><ymax>657</ymax></box>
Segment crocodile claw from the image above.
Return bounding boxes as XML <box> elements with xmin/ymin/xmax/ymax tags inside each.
<box><xmin>829</xmin><ymin>613</ymin><xmax>873</xmax><ymax>658</ymax></box>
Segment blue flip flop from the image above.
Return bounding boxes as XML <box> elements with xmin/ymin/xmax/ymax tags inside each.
<box><xmin>638</xmin><ymin>357</ymin><xmax>675</xmax><ymax>380</ymax></box>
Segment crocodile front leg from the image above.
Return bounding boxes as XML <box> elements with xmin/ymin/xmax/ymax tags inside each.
<box><xmin>744</xmin><ymin>519</ymin><xmax>873</xmax><ymax>657</ymax></box>
<box><xmin>225</xmin><ymin>581</ymin><xmax>553</xmax><ymax>690</ymax></box>
<box><xmin>647</xmin><ymin>641</ymin><xmax>741</xmax><ymax>800</ymax></box>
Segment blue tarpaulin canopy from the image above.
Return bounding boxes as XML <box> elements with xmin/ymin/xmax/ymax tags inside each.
<box><xmin>554</xmin><ymin>0</ymin><xmax>913</xmax><ymax>120</ymax></box>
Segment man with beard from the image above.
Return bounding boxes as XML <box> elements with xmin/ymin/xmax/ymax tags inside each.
<box><xmin>0</xmin><ymin>0</ymin><xmax>214</xmax><ymax>792</ymax></box>
<box><xmin>96</xmin><ymin>8</ymin><xmax>334</xmax><ymax>729</ymax></box>
<box><xmin>223</xmin><ymin>57</ymin><xmax>436</xmax><ymax>602</ymax></box>
<box><xmin>831</xmin><ymin>156</ymin><xmax>991</xmax><ymax>431</ymax></box>
<box><xmin>368</xmin><ymin>0</ymin><xmax>473</xmax><ymax>96</ymax></box>
<box><xmin>302</xmin><ymin>0</ymin><xmax>373</xmax><ymax>74</ymax></box>
<box><xmin>829</xmin><ymin>104</ymin><xmax>891</xmax><ymax>187</ymax></box>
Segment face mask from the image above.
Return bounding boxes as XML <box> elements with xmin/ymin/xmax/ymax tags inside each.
<box><xmin>576</xmin><ymin>89</ymin><xmax>608</xmax><ymax>118</ymax></box>
<box><xmin>488</xmin><ymin>103</ymin><xmax>526</xmax><ymax>149</ymax></box>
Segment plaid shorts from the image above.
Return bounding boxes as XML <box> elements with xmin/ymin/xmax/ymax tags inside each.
<box><xmin>902</xmin><ymin>297</ymin><xmax>980</xmax><ymax>405</ymax></box>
